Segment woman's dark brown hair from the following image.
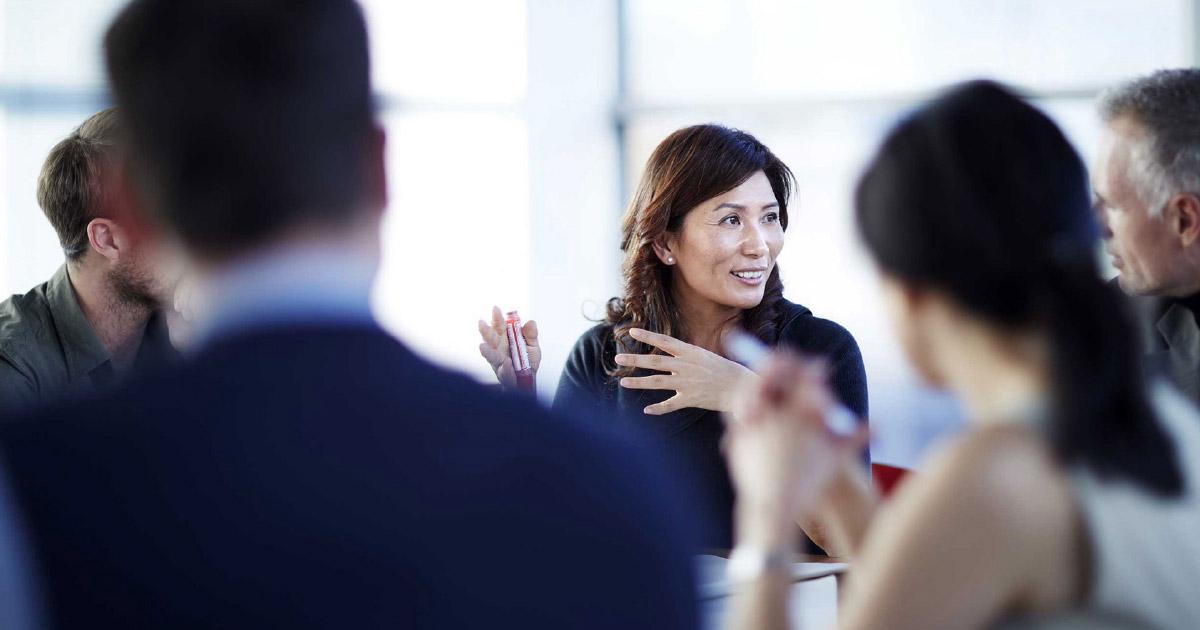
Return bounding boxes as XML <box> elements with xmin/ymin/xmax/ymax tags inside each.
<box><xmin>605</xmin><ymin>124</ymin><xmax>795</xmax><ymax>377</ymax></box>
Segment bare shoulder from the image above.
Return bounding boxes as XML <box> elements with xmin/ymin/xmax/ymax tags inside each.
<box><xmin>914</xmin><ymin>423</ymin><xmax>1075</xmax><ymax>541</ymax></box>
<box><xmin>939</xmin><ymin>423</ymin><xmax>1064</xmax><ymax>497</ymax></box>
<box><xmin>842</xmin><ymin>422</ymin><xmax>1085</xmax><ymax>628</ymax></box>
<box><xmin>919</xmin><ymin>423</ymin><xmax>1085</xmax><ymax>609</ymax></box>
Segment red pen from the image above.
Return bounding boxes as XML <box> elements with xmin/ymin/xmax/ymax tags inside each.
<box><xmin>505</xmin><ymin>310</ymin><xmax>536</xmax><ymax>393</ymax></box>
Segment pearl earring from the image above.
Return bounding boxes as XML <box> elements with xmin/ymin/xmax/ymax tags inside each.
<box><xmin>666</xmin><ymin>257</ymin><xmax>674</xmax><ymax>264</ymax></box>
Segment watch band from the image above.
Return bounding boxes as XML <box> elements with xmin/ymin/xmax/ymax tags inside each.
<box><xmin>726</xmin><ymin>545</ymin><xmax>794</xmax><ymax>583</ymax></box>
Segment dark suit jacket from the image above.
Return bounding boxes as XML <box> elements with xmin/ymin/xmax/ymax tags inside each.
<box><xmin>0</xmin><ymin>324</ymin><xmax>698</xmax><ymax>628</ymax></box>
<box><xmin>1126</xmin><ymin>290</ymin><xmax>1200</xmax><ymax>404</ymax></box>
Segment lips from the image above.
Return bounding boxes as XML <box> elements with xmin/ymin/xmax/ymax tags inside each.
<box><xmin>731</xmin><ymin>267</ymin><xmax>767</xmax><ymax>285</ymax></box>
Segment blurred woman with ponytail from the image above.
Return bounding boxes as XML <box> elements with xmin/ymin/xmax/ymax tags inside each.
<box><xmin>477</xmin><ymin>124</ymin><xmax>868</xmax><ymax>553</ymax></box>
<box><xmin>725</xmin><ymin>81</ymin><xmax>1200</xmax><ymax>629</ymax></box>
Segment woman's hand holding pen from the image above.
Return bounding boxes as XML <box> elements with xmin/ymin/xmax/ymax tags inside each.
<box><xmin>724</xmin><ymin>350</ymin><xmax>871</xmax><ymax>547</ymax></box>
<box><xmin>478</xmin><ymin>306</ymin><xmax>541</xmax><ymax>390</ymax></box>
<box><xmin>615</xmin><ymin>327</ymin><xmax>755</xmax><ymax>415</ymax></box>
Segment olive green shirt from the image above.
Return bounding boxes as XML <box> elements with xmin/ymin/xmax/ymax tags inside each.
<box><xmin>0</xmin><ymin>265</ymin><xmax>176</xmax><ymax>415</ymax></box>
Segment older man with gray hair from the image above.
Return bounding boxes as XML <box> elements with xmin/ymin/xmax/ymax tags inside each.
<box><xmin>1094</xmin><ymin>68</ymin><xmax>1200</xmax><ymax>402</ymax></box>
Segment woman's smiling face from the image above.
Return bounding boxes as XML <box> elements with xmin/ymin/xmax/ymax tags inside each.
<box><xmin>659</xmin><ymin>170</ymin><xmax>785</xmax><ymax>312</ymax></box>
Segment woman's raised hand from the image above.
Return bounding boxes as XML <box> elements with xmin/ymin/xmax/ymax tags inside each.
<box><xmin>477</xmin><ymin>305</ymin><xmax>541</xmax><ymax>389</ymax></box>
<box><xmin>724</xmin><ymin>351</ymin><xmax>871</xmax><ymax>545</ymax></box>
<box><xmin>614</xmin><ymin>327</ymin><xmax>756</xmax><ymax>415</ymax></box>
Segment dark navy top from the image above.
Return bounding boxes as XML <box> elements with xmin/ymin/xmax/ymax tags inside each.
<box><xmin>0</xmin><ymin>325</ymin><xmax>698</xmax><ymax>628</ymax></box>
<box><xmin>553</xmin><ymin>299</ymin><xmax>869</xmax><ymax>551</ymax></box>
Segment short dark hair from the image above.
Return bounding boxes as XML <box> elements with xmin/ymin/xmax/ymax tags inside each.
<box><xmin>856</xmin><ymin>81</ymin><xmax>1182</xmax><ymax>496</ymax></box>
<box><xmin>37</xmin><ymin>108</ymin><xmax>120</xmax><ymax>260</ymax></box>
<box><xmin>103</xmin><ymin>0</ymin><xmax>375</xmax><ymax>259</ymax></box>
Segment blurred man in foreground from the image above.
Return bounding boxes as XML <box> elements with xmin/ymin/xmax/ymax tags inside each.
<box><xmin>0</xmin><ymin>0</ymin><xmax>696</xmax><ymax>627</ymax></box>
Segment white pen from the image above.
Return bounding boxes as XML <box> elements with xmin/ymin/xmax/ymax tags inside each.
<box><xmin>724</xmin><ymin>329</ymin><xmax>859</xmax><ymax>437</ymax></box>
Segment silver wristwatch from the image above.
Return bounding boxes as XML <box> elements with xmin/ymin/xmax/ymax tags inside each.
<box><xmin>726</xmin><ymin>545</ymin><xmax>794</xmax><ymax>583</ymax></box>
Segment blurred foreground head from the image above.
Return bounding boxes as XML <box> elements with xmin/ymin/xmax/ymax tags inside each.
<box><xmin>856</xmin><ymin>80</ymin><xmax>1181</xmax><ymax>494</ymax></box>
<box><xmin>856</xmin><ymin>80</ymin><xmax>1096</xmax><ymax>338</ymax></box>
<box><xmin>104</xmin><ymin>0</ymin><xmax>385</xmax><ymax>264</ymax></box>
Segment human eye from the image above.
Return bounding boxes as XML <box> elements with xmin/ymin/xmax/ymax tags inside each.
<box><xmin>763</xmin><ymin>211</ymin><xmax>780</xmax><ymax>224</ymax></box>
<box><xmin>719</xmin><ymin>214</ymin><xmax>741</xmax><ymax>226</ymax></box>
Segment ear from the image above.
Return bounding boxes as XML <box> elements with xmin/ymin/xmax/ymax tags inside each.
<box><xmin>651</xmin><ymin>233</ymin><xmax>678</xmax><ymax>266</ymax></box>
<box><xmin>879</xmin><ymin>274</ymin><xmax>923</xmax><ymax>316</ymax></box>
<box><xmin>365</xmin><ymin>123</ymin><xmax>388</xmax><ymax>215</ymax></box>
<box><xmin>85</xmin><ymin>218</ymin><xmax>127</xmax><ymax>263</ymax></box>
<box><xmin>1168</xmin><ymin>193</ymin><xmax>1200</xmax><ymax>247</ymax></box>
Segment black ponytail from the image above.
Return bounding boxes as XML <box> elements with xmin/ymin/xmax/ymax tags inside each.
<box><xmin>856</xmin><ymin>80</ymin><xmax>1183</xmax><ymax>496</ymax></box>
<box><xmin>1040</xmin><ymin>255</ymin><xmax>1181</xmax><ymax>494</ymax></box>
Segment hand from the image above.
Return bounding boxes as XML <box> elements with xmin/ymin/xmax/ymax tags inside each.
<box><xmin>477</xmin><ymin>306</ymin><xmax>541</xmax><ymax>389</ymax></box>
<box><xmin>724</xmin><ymin>351</ymin><xmax>870</xmax><ymax>547</ymax></box>
<box><xmin>614</xmin><ymin>327</ymin><xmax>755</xmax><ymax>415</ymax></box>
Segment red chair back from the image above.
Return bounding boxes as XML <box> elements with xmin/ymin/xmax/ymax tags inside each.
<box><xmin>871</xmin><ymin>463</ymin><xmax>911</xmax><ymax>498</ymax></box>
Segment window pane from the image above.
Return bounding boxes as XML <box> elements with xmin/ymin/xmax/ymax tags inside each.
<box><xmin>361</xmin><ymin>0</ymin><xmax>527</xmax><ymax>104</ymax></box>
<box><xmin>0</xmin><ymin>109</ymin><xmax>98</xmax><ymax>295</ymax></box>
<box><xmin>373</xmin><ymin>111</ymin><xmax>529</xmax><ymax>379</ymax></box>
<box><xmin>0</xmin><ymin>0</ymin><xmax>125</xmax><ymax>88</ymax></box>
<box><xmin>628</xmin><ymin>0</ymin><xmax>1189</xmax><ymax>103</ymax></box>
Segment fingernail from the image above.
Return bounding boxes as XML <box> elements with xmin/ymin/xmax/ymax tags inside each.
<box><xmin>619</xmin><ymin>378</ymin><xmax>630</xmax><ymax>387</ymax></box>
<box><xmin>643</xmin><ymin>406</ymin><xmax>656</xmax><ymax>415</ymax></box>
<box><xmin>614</xmin><ymin>354</ymin><xmax>629</xmax><ymax>365</ymax></box>
<box><xmin>629</xmin><ymin>328</ymin><xmax>644</xmax><ymax>338</ymax></box>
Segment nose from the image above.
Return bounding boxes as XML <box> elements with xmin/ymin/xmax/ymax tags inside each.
<box><xmin>1094</xmin><ymin>204</ymin><xmax>1113</xmax><ymax>240</ymax></box>
<box><xmin>742</xmin><ymin>223</ymin><xmax>769</xmax><ymax>258</ymax></box>
<box><xmin>1099</xmin><ymin>199</ymin><xmax>1113</xmax><ymax>241</ymax></box>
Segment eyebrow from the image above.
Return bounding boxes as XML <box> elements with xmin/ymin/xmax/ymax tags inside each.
<box><xmin>713</xmin><ymin>202</ymin><xmax>780</xmax><ymax>212</ymax></box>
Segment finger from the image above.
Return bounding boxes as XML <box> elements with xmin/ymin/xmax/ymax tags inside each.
<box><xmin>727</xmin><ymin>359</ymin><xmax>784</xmax><ymax>426</ymax></box>
<box><xmin>477</xmin><ymin>319</ymin><xmax>504</xmax><ymax>348</ymax></box>
<box><xmin>490</xmin><ymin>306</ymin><xmax>507</xmax><ymax>338</ymax></box>
<box><xmin>758</xmin><ymin>350</ymin><xmax>807</xmax><ymax>407</ymax></box>
<box><xmin>494</xmin><ymin>354</ymin><xmax>515</xmax><ymax>379</ymax></box>
<box><xmin>802</xmin><ymin>357</ymin><xmax>832</xmax><ymax>393</ymax></box>
<box><xmin>613</xmin><ymin>352</ymin><xmax>680</xmax><ymax>372</ymax></box>
<box><xmin>644</xmin><ymin>395</ymin><xmax>685</xmax><ymax>415</ymax></box>
<box><xmin>477</xmin><ymin>319</ymin><xmax>506</xmax><ymax>352</ymax></box>
<box><xmin>792</xmin><ymin>361</ymin><xmax>838</xmax><ymax>419</ymax></box>
<box><xmin>618</xmin><ymin>374</ymin><xmax>674</xmax><ymax>390</ymax></box>
<box><xmin>628</xmin><ymin>328</ymin><xmax>687</xmax><ymax>357</ymax></box>
<box><xmin>838</xmin><ymin>424</ymin><xmax>872</xmax><ymax>453</ymax></box>
<box><xmin>521</xmin><ymin>319</ymin><xmax>539</xmax><ymax>346</ymax></box>
<box><xmin>727</xmin><ymin>375</ymin><xmax>767</xmax><ymax>427</ymax></box>
<box><xmin>478</xmin><ymin>343</ymin><xmax>505</xmax><ymax>369</ymax></box>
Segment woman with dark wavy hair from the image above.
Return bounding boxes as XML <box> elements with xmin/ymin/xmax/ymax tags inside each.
<box><xmin>478</xmin><ymin>124</ymin><xmax>868</xmax><ymax>551</ymax></box>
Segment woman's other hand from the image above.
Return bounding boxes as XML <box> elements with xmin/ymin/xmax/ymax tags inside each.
<box><xmin>477</xmin><ymin>305</ymin><xmax>541</xmax><ymax>389</ymax></box>
<box><xmin>724</xmin><ymin>351</ymin><xmax>870</xmax><ymax>546</ymax></box>
<box><xmin>614</xmin><ymin>327</ymin><xmax>755</xmax><ymax>414</ymax></box>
